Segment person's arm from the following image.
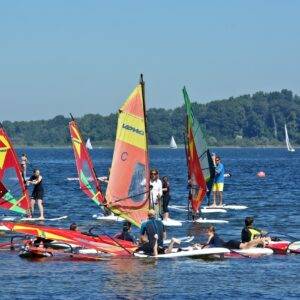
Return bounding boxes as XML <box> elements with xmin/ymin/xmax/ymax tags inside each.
<box><xmin>215</xmin><ymin>165</ymin><xmax>222</xmax><ymax>174</ymax></box>
<box><xmin>157</xmin><ymin>181</ymin><xmax>163</xmax><ymax>198</ymax></box>
<box><xmin>162</xmin><ymin>182</ymin><xmax>169</xmax><ymax>192</ymax></box>
<box><xmin>31</xmin><ymin>176</ymin><xmax>42</xmax><ymax>185</ymax></box>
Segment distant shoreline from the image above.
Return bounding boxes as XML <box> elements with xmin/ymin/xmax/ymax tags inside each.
<box><xmin>15</xmin><ymin>145</ymin><xmax>298</xmax><ymax>149</ymax></box>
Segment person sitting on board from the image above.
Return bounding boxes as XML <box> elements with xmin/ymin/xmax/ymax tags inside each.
<box><xmin>212</xmin><ymin>155</ymin><xmax>225</xmax><ymax>207</ymax></box>
<box><xmin>241</xmin><ymin>217</ymin><xmax>267</xmax><ymax>243</ymax></box>
<box><xmin>206</xmin><ymin>226</ymin><xmax>270</xmax><ymax>250</ymax></box>
<box><xmin>27</xmin><ymin>169</ymin><xmax>45</xmax><ymax>220</ymax></box>
<box><xmin>161</xmin><ymin>176</ymin><xmax>171</xmax><ymax>221</ymax></box>
<box><xmin>70</xmin><ymin>223</ymin><xmax>78</xmax><ymax>231</ymax></box>
<box><xmin>139</xmin><ymin>209</ymin><xmax>180</xmax><ymax>256</ymax></box>
<box><xmin>114</xmin><ymin>221</ymin><xmax>136</xmax><ymax>243</ymax></box>
<box><xmin>20</xmin><ymin>153</ymin><xmax>29</xmax><ymax>179</ymax></box>
<box><xmin>150</xmin><ymin>169</ymin><xmax>162</xmax><ymax>217</ymax></box>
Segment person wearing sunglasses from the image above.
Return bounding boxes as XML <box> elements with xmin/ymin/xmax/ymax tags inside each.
<box><xmin>212</xmin><ymin>155</ymin><xmax>225</xmax><ymax>207</ymax></box>
<box><xmin>150</xmin><ymin>169</ymin><xmax>162</xmax><ymax>217</ymax></box>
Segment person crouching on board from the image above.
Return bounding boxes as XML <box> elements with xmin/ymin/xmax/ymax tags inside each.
<box><xmin>139</xmin><ymin>209</ymin><xmax>180</xmax><ymax>256</ymax></box>
<box><xmin>150</xmin><ymin>169</ymin><xmax>162</xmax><ymax>218</ymax></box>
<box><xmin>212</xmin><ymin>155</ymin><xmax>225</xmax><ymax>207</ymax></box>
<box><xmin>241</xmin><ymin>217</ymin><xmax>267</xmax><ymax>243</ymax></box>
<box><xmin>206</xmin><ymin>226</ymin><xmax>270</xmax><ymax>250</ymax></box>
<box><xmin>27</xmin><ymin>169</ymin><xmax>45</xmax><ymax>220</ymax></box>
<box><xmin>114</xmin><ymin>221</ymin><xmax>136</xmax><ymax>243</ymax></box>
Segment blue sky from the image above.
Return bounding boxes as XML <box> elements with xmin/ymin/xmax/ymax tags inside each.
<box><xmin>1</xmin><ymin>1</ymin><xmax>299</xmax><ymax>121</ymax></box>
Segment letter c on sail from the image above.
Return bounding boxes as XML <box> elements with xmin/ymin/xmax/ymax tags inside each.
<box><xmin>121</xmin><ymin>152</ymin><xmax>128</xmax><ymax>161</ymax></box>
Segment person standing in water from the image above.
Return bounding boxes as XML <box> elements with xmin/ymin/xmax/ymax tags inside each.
<box><xmin>20</xmin><ymin>154</ymin><xmax>29</xmax><ymax>179</ymax></box>
<box><xmin>161</xmin><ymin>176</ymin><xmax>171</xmax><ymax>221</ymax></box>
<box><xmin>212</xmin><ymin>155</ymin><xmax>225</xmax><ymax>207</ymax></box>
<box><xmin>27</xmin><ymin>169</ymin><xmax>45</xmax><ymax>220</ymax></box>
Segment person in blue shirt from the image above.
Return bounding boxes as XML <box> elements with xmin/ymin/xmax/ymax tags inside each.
<box><xmin>212</xmin><ymin>155</ymin><xmax>225</xmax><ymax>207</ymax></box>
<box><xmin>139</xmin><ymin>209</ymin><xmax>180</xmax><ymax>256</ymax></box>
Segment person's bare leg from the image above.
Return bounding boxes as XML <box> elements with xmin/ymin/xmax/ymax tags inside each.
<box><xmin>153</xmin><ymin>234</ymin><xmax>158</xmax><ymax>257</ymax></box>
<box><xmin>31</xmin><ymin>199</ymin><xmax>35</xmax><ymax>216</ymax></box>
<box><xmin>165</xmin><ymin>238</ymin><xmax>181</xmax><ymax>254</ymax></box>
<box><xmin>219</xmin><ymin>191</ymin><xmax>223</xmax><ymax>206</ymax></box>
<box><xmin>163</xmin><ymin>212</ymin><xmax>169</xmax><ymax>221</ymax></box>
<box><xmin>212</xmin><ymin>191</ymin><xmax>217</xmax><ymax>207</ymax></box>
<box><xmin>37</xmin><ymin>199</ymin><xmax>44</xmax><ymax>219</ymax></box>
<box><xmin>240</xmin><ymin>238</ymin><xmax>264</xmax><ymax>249</ymax></box>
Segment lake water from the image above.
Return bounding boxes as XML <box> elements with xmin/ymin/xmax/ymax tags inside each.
<box><xmin>0</xmin><ymin>148</ymin><xmax>299</xmax><ymax>299</ymax></box>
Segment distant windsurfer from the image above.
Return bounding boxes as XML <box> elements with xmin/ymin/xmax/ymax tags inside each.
<box><xmin>161</xmin><ymin>176</ymin><xmax>171</xmax><ymax>221</ymax></box>
<box><xmin>27</xmin><ymin>169</ymin><xmax>45</xmax><ymax>220</ymax></box>
<box><xmin>212</xmin><ymin>155</ymin><xmax>225</xmax><ymax>207</ymax></box>
<box><xmin>206</xmin><ymin>226</ymin><xmax>270</xmax><ymax>249</ymax></box>
<box><xmin>114</xmin><ymin>221</ymin><xmax>136</xmax><ymax>243</ymax></box>
<box><xmin>150</xmin><ymin>169</ymin><xmax>162</xmax><ymax>217</ymax></box>
<box><xmin>241</xmin><ymin>217</ymin><xmax>266</xmax><ymax>243</ymax></box>
<box><xmin>139</xmin><ymin>209</ymin><xmax>180</xmax><ymax>256</ymax></box>
<box><xmin>20</xmin><ymin>153</ymin><xmax>29</xmax><ymax>179</ymax></box>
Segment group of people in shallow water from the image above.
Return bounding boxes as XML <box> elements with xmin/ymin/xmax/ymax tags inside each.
<box><xmin>112</xmin><ymin>214</ymin><xmax>271</xmax><ymax>256</ymax></box>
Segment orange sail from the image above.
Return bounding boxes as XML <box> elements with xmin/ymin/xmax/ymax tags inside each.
<box><xmin>69</xmin><ymin>118</ymin><xmax>105</xmax><ymax>206</ymax></box>
<box><xmin>106</xmin><ymin>75</ymin><xmax>150</xmax><ymax>227</ymax></box>
<box><xmin>0</xmin><ymin>124</ymin><xmax>31</xmax><ymax>215</ymax></box>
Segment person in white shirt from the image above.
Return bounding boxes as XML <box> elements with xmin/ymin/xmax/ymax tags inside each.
<box><xmin>150</xmin><ymin>169</ymin><xmax>162</xmax><ymax>217</ymax></box>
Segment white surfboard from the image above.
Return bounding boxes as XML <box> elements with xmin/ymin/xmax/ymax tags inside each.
<box><xmin>195</xmin><ymin>218</ymin><xmax>229</xmax><ymax>224</ymax></box>
<box><xmin>162</xmin><ymin>218</ymin><xmax>182</xmax><ymax>227</ymax></box>
<box><xmin>169</xmin><ymin>205</ymin><xmax>188</xmax><ymax>212</ymax></box>
<box><xmin>134</xmin><ymin>247</ymin><xmax>230</xmax><ymax>259</ymax></box>
<box><xmin>1</xmin><ymin>215</ymin><xmax>68</xmax><ymax>222</ymax></box>
<box><xmin>164</xmin><ymin>236</ymin><xmax>194</xmax><ymax>245</ymax></box>
<box><xmin>20</xmin><ymin>216</ymin><xmax>68</xmax><ymax>221</ymax></box>
<box><xmin>92</xmin><ymin>213</ymin><xmax>124</xmax><ymax>222</ymax></box>
<box><xmin>169</xmin><ymin>205</ymin><xmax>227</xmax><ymax>213</ymax></box>
<box><xmin>201</xmin><ymin>207</ymin><xmax>227</xmax><ymax>213</ymax></box>
<box><xmin>288</xmin><ymin>241</ymin><xmax>300</xmax><ymax>252</ymax></box>
<box><xmin>228</xmin><ymin>247</ymin><xmax>273</xmax><ymax>257</ymax></box>
<box><xmin>202</xmin><ymin>205</ymin><xmax>247</xmax><ymax>211</ymax></box>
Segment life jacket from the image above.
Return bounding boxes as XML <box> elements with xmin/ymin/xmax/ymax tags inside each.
<box><xmin>248</xmin><ymin>227</ymin><xmax>261</xmax><ymax>240</ymax></box>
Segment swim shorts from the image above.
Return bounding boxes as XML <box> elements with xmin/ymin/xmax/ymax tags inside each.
<box><xmin>212</xmin><ymin>183</ymin><xmax>224</xmax><ymax>192</ymax></box>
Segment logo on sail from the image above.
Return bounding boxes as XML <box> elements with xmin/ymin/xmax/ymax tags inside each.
<box><xmin>122</xmin><ymin>123</ymin><xmax>144</xmax><ymax>136</ymax></box>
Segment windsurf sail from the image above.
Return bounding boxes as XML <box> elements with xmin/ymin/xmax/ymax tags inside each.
<box><xmin>69</xmin><ymin>118</ymin><xmax>105</xmax><ymax>206</ymax></box>
<box><xmin>284</xmin><ymin>124</ymin><xmax>295</xmax><ymax>152</ymax></box>
<box><xmin>169</xmin><ymin>136</ymin><xmax>177</xmax><ymax>149</ymax></box>
<box><xmin>183</xmin><ymin>87</ymin><xmax>215</xmax><ymax>212</ymax></box>
<box><xmin>0</xmin><ymin>124</ymin><xmax>31</xmax><ymax>215</ymax></box>
<box><xmin>105</xmin><ymin>75</ymin><xmax>150</xmax><ymax>227</ymax></box>
<box><xmin>1</xmin><ymin>221</ymin><xmax>137</xmax><ymax>256</ymax></box>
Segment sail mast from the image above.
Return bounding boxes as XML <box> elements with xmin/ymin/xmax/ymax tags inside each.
<box><xmin>140</xmin><ymin>74</ymin><xmax>150</xmax><ymax>208</ymax></box>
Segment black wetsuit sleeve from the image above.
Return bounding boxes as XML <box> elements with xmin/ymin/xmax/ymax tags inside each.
<box><xmin>241</xmin><ymin>228</ymin><xmax>251</xmax><ymax>243</ymax></box>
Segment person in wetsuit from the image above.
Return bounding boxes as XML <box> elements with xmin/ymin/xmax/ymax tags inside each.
<box><xmin>27</xmin><ymin>169</ymin><xmax>45</xmax><ymax>220</ymax></box>
<box><xmin>241</xmin><ymin>217</ymin><xmax>265</xmax><ymax>243</ymax></box>
<box><xmin>206</xmin><ymin>225</ymin><xmax>269</xmax><ymax>250</ymax></box>
<box><xmin>161</xmin><ymin>176</ymin><xmax>171</xmax><ymax>221</ymax></box>
<box><xmin>114</xmin><ymin>221</ymin><xmax>136</xmax><ymax>243</ymax></box>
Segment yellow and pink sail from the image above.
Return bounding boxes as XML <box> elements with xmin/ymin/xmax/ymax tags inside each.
<box><xmin>0</xmin><ymin>124</ymin><xmax>31</xmax><ymax>215</ymax></box>
<box><xmin>106</xmin><ymin>75</ymin><xmax>150</xmax><ymax>227</ymax></box>
<box><xmin>69</xmin><ymin>118</ymin><xmax>105</xmax><ymax>206</ymax></box>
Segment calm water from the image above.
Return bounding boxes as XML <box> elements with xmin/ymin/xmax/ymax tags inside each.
<box><xmin>0</xmin><ymin>148</ymin><xmax>299</xmax><ymax>300</ymax></box>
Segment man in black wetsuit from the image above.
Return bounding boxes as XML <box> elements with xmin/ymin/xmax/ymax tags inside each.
<box><xmin>27</xmin><ymin>169</ymin><xmax>45</xmax><ymax>220</ymax></box>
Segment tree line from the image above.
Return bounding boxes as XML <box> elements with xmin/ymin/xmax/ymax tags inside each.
<box><xmin>3</xmin><ymin>89</ymin><xmax>299</xmax><ymax>147</ymax></box>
